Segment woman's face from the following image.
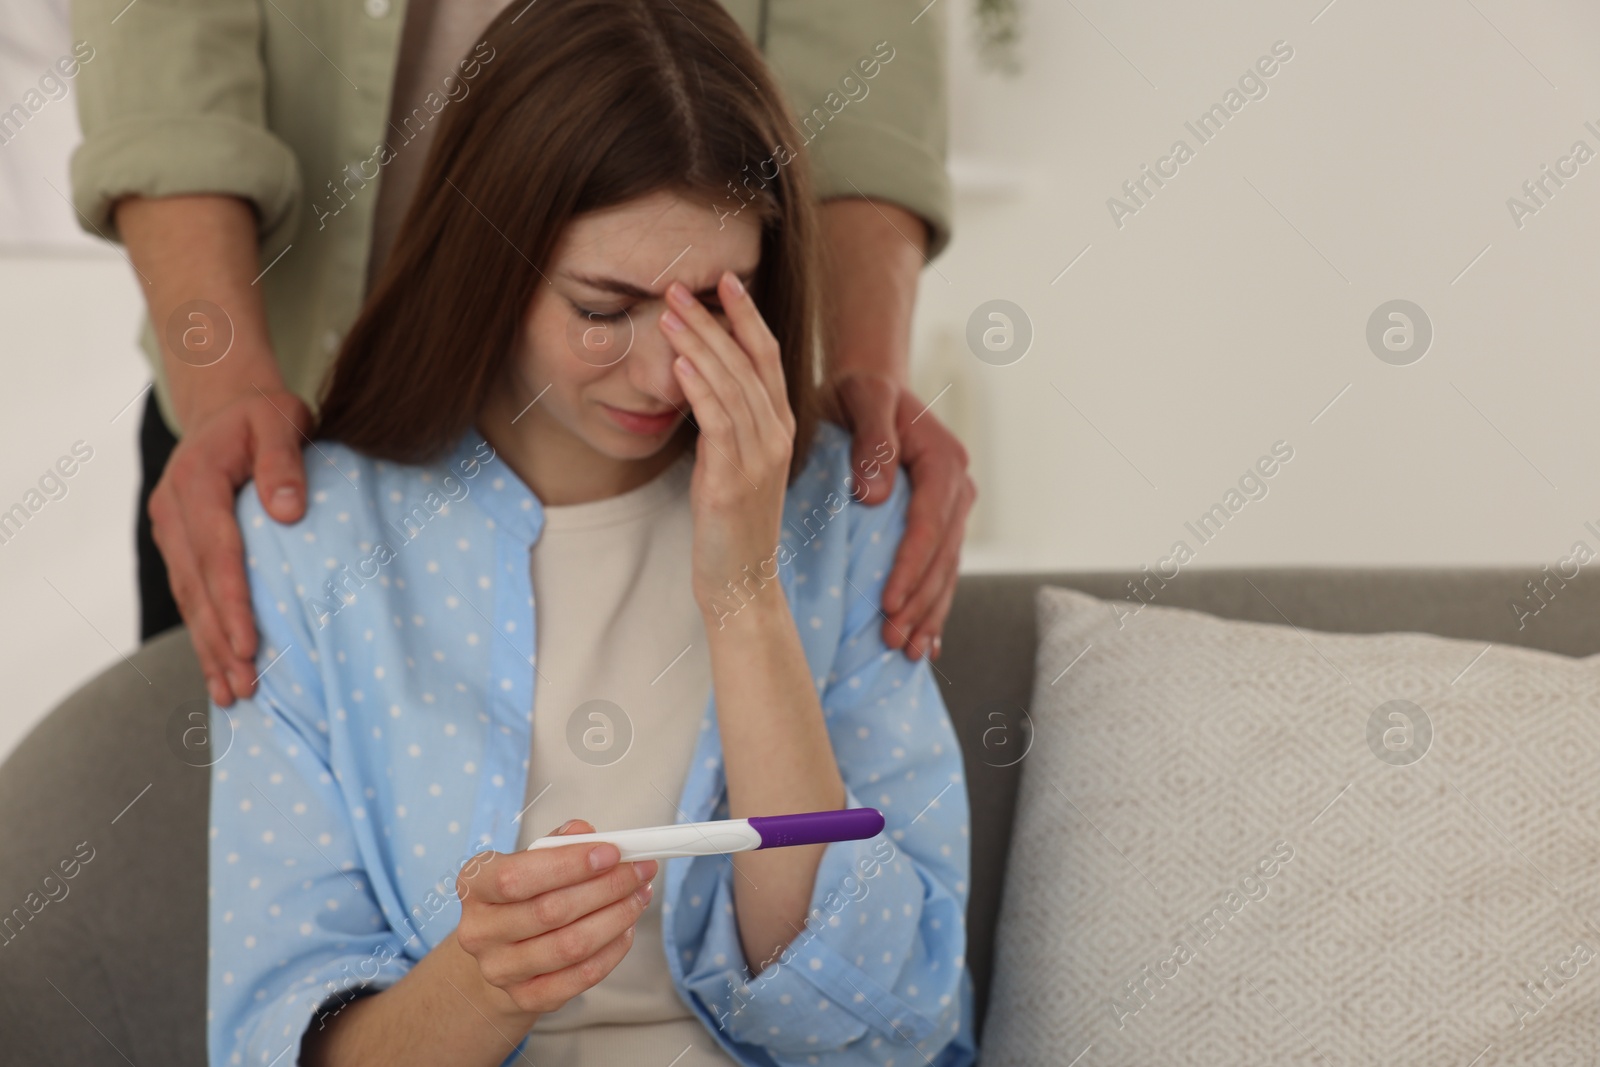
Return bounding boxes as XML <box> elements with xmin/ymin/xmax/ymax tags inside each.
<box><xmin>507</xmin><ymin>189</ymin><xmax>763</xmax><ymax>466</ymax></box>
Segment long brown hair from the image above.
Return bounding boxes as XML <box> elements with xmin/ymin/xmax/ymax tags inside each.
<box><xmin>315</xmin><ymin>0</ymin><xmax>821</xmax><ymax>481</ymax></box>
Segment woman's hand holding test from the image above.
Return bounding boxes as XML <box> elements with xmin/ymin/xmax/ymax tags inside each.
<box><xmin>454</xmin><ymin>820</ymin><xmax>657</xmax><ymax>1018</ymax></box>
<box><xmin>302</xmin><ymin>821</ymin><xmax>656</xmax><ymax>1066</ymax></box>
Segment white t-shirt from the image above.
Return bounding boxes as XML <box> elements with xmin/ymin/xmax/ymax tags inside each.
<box><xmin>514</xmin><ymin>452</ymin><xmax>739</xmax><ymax>1066</ymax></box>
<box><xmin>383</xmin><ymin>10</ymin><xmax>744</xmax><ymax>1059</ymax></box>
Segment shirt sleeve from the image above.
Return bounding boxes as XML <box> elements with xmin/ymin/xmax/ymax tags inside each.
<box><xmin>680</xmin><ymin>469</ymin><xmax>974</xmax><ymax>1065</ymax></box>
<box><xmin>207</xmin><ymin>485</ymin><xmax>410</xmax><ymax>1067</ymax></box>
<box><xmin>68</xmin><ymin>0</ymin><xmax>301</xmax><ymax>247</ymax></box>
<box><xmin>762</xmin><ymin>0</ymin><xmax>954</xmax><ymax>260</ymax></box>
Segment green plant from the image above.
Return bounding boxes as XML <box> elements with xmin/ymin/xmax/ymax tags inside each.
<box><xmin>974</xmin><ymin>0</ymin><xmax>1022</xmax><ymax>75</ymax></box>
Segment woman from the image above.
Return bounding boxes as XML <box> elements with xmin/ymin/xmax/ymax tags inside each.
<box><xmin>205</xmin><ymin>1</ymin><xmax>973</xmax><ymax>1064</ymax></box>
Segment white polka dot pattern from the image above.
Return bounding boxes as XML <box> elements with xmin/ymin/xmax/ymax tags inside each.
<box><xmin>206</xmin><ymin>425</ymin><xmax>974</xmax><ymax>1067</ymax></box>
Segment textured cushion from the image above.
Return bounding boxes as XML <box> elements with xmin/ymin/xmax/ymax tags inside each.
<box><xmin>935</xmin><ymin>568</ymin><xmax>1600</xmax><ymax>1043</ymax></box>
<box><xmin>981</xmin><ymin>586</ymin><xmax>1600</xmax><ymax>1066</ymax></box>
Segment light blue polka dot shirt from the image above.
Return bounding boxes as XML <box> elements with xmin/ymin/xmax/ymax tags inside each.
<box><xmin>206</xmin><ymin>421</ymin><xmax>975</xmax><ymax>1067</ymax></box>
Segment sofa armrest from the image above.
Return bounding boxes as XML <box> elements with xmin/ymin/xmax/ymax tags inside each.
<box><xmin>0</xmin><ymin>629</ymin><xmax>209</xmax><ymax>1066</ymax></box>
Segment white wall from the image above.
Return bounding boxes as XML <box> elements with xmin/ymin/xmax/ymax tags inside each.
<box><xmin>4</xmin><ymin>0</ymin><xmax>1600</xmax><ymax>760</ymax></box>
<box><xmin>1</xmin><ymin>0</ymin><xmax>148</xmax><ymax>763</ymax></box>
<box><xmin>0</xmin><ymin>253</ymin><xmax>145</xmax><ymax>763</ymax></box>
<box><xmin>922</xmin><ymin>0</ymin><xmax>1600</xmax><ymax>574</ymax></box>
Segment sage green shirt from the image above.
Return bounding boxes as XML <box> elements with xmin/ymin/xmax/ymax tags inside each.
<box><xmin>67</xmin><ymin>0</ymin><xmax>952</xmax><ymax>436</ymax></box>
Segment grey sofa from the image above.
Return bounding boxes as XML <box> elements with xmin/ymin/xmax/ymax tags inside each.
<box><xmin>3</xmin><ymin>568</ymin><xmax>1594</xmax><ymax>1064</ymax></box>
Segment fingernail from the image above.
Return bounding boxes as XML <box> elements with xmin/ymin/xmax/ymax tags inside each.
<box><xmin>633</xmin><ymin>882</ymin><xmax>654</xmax><ymax>906</ymax></box>
<box><xmin>625</xmin><ymin>924</ymin><xmax>636</xmax><ymax>940</ymax></box>
<box><xmin>633</xmin><ymin>860</ymin><xmax>658</xmax><ymax>882</ymax></box>
<box><xmin>207</xmin><ymin>677</ymin><xmax>229</xmax><ymax>705</ymax></box>
<box><xmin>667</xmin><ymin>282</ymin><xmax>692</xmax><ymax>307</ymax></box>
<box><xmin>931</xmin><ymin>635</ymin><xmax>943</xmax><ymax>659</ymax></box>
<box><xmin>724</xmin><ymin>272</ymin><xmax>744</xmax><ymax>296</ymax></box>
<box><xmin>660</xmin><ymin>309</ymin><xmax>685</xmax><ymax>333</ymax></box>
<box><xmin>588</xmin><ymin>843</ymin><xmax>620</xmax><ymax>871</ymax></box>
<box><xmin>555</xmin><ymin>819</ymin><xmax>578</xmax><ymax>834</ymax></box>
<box><xmin>227</xmin><ymin>665</ymin><xmax>254</xmax><ymax>695</ymax></box>
<box><xmin>272</xmin><ymin>486</ymin><xmax>299</xmax><ymax>511</ymax></box>
<box><xmin>674</xmin><ymin>356</ymin><xmax>698</xmax><ymax>378</ymax></box>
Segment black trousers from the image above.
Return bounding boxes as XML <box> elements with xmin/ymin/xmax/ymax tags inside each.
<box><xmin>137</xmin><ymin>390</ymin><xmax>184</xmax><ymax>641</ymax></box>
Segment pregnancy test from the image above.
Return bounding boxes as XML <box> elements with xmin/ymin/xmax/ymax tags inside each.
<box><xmin>524</xmin><ymin>807</ymin><xmax>885</xmax><ymax>862</ymax></box>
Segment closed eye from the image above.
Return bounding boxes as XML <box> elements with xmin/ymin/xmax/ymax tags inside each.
<box><xmin>571</xmin><ymin>299</ymin><xmax>726</xmax><ymax>322</ymax></box>
<box><xmin>572</xmin><ymin>302</ymin><xmax>630</xmax><ymax>323</ymax></box>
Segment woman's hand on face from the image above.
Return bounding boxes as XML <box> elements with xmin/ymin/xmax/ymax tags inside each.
<box><xmin>453</xmin><ymin>820</ymin><xmax>657</xmax><ymax>1025</ymax></box>
<box><xmin>661</xmin><ymin>272</ymin><xmax>795</xmax><ymax>614</ymax></box>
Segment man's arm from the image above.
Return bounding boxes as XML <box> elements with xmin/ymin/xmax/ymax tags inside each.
<box><xmin>69</xmin><ymin>0</ymin><xmax>301</xmax><ymax>245</ymax></box>
<box><xmin>760</xmin><ymin>0</ymin><xmax>954</xmax><ymax>259</ymax></box>
<box><xmin>760</xmin><ymin>0</ymin><xmax>973</xmax><ymax>659</ymax></box>
<box><xmin>116</xmin><ymin>194</ymin><xmax>309</xmax><ymax>706</ymax></box>
<box><xmin>819</xmin><ymin>198</ymin><xmax>928</xmax><ymax>386</ymax></box>
<box><xmin>116</xmin><ymin>195</ymin><xmax>277</xmax><ymax>429</ymax></box>
<box><xmin>818</xmin><ymin>199</ymin><xmax>975</xmax><ymax>663</ymax></box>
<box><xmin>71</xmin><ymin>0</ymin><xmax>310</xmax><ymax>704</ymax></box>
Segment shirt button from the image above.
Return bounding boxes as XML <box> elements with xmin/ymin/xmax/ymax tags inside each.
<box><xmin>364</xmin><ymin>0</ymin><xmax>390</xmax><ymax>18</ymax></box>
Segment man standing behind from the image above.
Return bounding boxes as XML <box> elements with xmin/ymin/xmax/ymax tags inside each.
<box><xmin>69</xmin><ymin>0</ymin><xmax>975</xmax><ymax>707</ymax></box>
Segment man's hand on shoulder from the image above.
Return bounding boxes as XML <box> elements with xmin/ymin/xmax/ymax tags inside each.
<box><xmin>829</xmin><ymin>371</ymin><xmax>976</xmax><ymax>663</ymax></box>
<box><xmin>148</xmin><ymin>387</ymin><xmax>311</xmax><ymax>706</ymax></box>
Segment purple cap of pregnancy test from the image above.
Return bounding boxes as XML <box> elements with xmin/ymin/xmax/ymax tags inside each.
<box><xmin>748</xmin><ymin>807</ymin><xmax>885</xmax><ymax>850</ymax></box>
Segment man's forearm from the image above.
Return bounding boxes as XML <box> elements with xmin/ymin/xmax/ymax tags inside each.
<box><xmin>817</xmin><ymin>198</ymin><xmax>930</xmax><ymax>385</ymax></box>
<box><xmin>114</xmin><ymin>194</ymin><xmax>284</xmax><ymax>432</ymax></box>
<box><xmin>302</xmin><ymin>932</ymin><xmax>537</xmax><ymax>1067</ymax></box>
